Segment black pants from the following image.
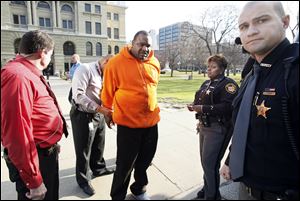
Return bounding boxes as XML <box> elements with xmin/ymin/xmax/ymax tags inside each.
<box><xmin>15</xmin><ymin>146</ymin><xmax>59</xmax><ymax>200</ymax></box>
<box><xmin>110</xmin><ymin>124</ymin><xmax>158</xmax><ymax>200</ymax></box>
<box><xmin>199</xmin><ymin>122</ymin><xmax>232</xmax><ymax>200</ymax></box>
<box><xmin>70</xmin><ymin>106</ymin><xmax>106</xmax><ymax>187</ymax></box>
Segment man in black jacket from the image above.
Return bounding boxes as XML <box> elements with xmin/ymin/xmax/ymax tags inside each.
<box><xmin>220</xmin><ymin>1</ymin><xmax>299</xmax><ymax>200</ymax></box>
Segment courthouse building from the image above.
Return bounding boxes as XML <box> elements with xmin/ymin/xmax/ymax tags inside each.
<box><xmin>1</xmin><ymin>1</ymin><xmax>126</xmax><ymax>75</ymax></box>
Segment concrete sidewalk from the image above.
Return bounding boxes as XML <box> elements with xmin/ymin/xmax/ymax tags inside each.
<box><xmin>1</xmin><ymin>76</ymin><xmax>238</xmax><ymax>200</ymax></box>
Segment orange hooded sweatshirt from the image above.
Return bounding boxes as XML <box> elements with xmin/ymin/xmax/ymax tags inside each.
<box><xmin>101</xmin><ymin>46</ymin><xmax>160</xmax><ymax>128</ymax></box>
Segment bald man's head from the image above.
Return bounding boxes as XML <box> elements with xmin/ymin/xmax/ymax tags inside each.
<box><xmin>238</xmin><ymin>1</ymin><xmax>290</xmax><ymax>62</ymax></box>
<box><xmin>71</xmin><ymin>54</ymin><xmax>80</xmax><ymax>63</ymax></box>
<box><xmin>242</xmin><ymin>1</ymin><xmax>285</xmax><ymax>18</ymax></box>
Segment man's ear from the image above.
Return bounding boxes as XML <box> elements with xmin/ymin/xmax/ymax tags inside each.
<box><xmin>282</xmin><ymin>15</ymin><xmax>290</xmax><ymax>29</ymax></box>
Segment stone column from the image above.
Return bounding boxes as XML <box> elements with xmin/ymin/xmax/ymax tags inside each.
<box><xmin>74</xmin><ymin>2</ymin><xmax>79</xmax><ymax>33</ymax></box>
<box><xmin>31</xmin><ymin>1</ymin><xmax>37</xmax><ymax>26</ymax></box>
<box><xmin>56</xmin><ymin>1</ymin><xmax>61</xmax><ymax>28</ymax></box>
<box><xmin>27</xmin><ymin>1</ymin><xmax>32</xmax><ymax>25</ymax></box>
<box><xmin>52</xmin><ymin>1</ymin><xmax>56</xmax><ymax>27</ymax></box>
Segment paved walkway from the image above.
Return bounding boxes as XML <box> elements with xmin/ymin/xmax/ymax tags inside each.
<box><xmin>1</xmin><ymin>76</ymin><xmax>238</xmax><ymax>200</ymax></box>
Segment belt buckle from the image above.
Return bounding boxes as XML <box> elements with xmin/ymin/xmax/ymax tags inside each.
<box><xmin>48</xmin><ymin>146</ymin><xmax>55</xmax><ymax>155</ymax></box>
<box><xmin>48</xmin><ymin>144</ymin><xmax>58</xmax><ymax>155</ymax></box>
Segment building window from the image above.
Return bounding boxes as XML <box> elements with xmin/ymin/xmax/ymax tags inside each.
<box><xmin>86</xmin><ymin>42</ymin><xmax>93</xmax><ymax>56</ymax></box>
<box><xmin>96</xmin><ymin>22</ymin><xmax>101</xmax><ymax>35</ymax></box>
<box><xmin>114</xmin><ymin>46</ymin><xmax>119</xmax><ymax>54</ymax></box>
<box><xmin>114</xmin><ymin>28</ymin><xmax>119</xmax><ymax>39</ymax></box>
<box><xmin>85</xmin><ymin>3</ymin><xmax>91</xmax><ymax>12</ymax></box>
<box><xmin>61</xmin><ymin>4</ymin><xmax>73</xmax><ymax>12</ymax></box>
<box><xmin>63</xmin><ymin>41</ymin><xmax>75</xmax><ymax>55</ymax></box>
<box><xmin>20</xmin><ymin>15</ymin><xmax>26</xmax><ymax>24</ymax></box>
<box><xmin>85</xmin><ymin>21</ymin><xmax>92</xmax><ymax>34</ymax></box>
<box><xmin>39</xmin><ymin>17</ymin><xmax>44</xmax><ymax>26</ymax></box>
<box><xmin>96</xmin><ymin>43</ymin><xmax>102</xmax><ymax>56</ymax></box>
<box><xmin>39</xmin><ymin>17</ymin><xmax>51</xmax><ymax>27</ymax></box>
<box><xmin>107</xmin><ymin>12</ymin><xmax>111</xmax><ymax>20</ymax></box>
<box><xmin>68</xmin><ymin>20</ymin><xmax>73</xmax><ymax>29</ymax></box>
<box><xmin>62</xmin><ymin>20</ymin><xmax>67</xmax><ymax>28</ymax></box>
<box><xmin>95</xmin><ymin>5</ymin><xmax>101</xmax><ymax>14</ymax></box>
<box><xmin>37</xmin><ymin>1</ymin><xmax>50</xmax><ymax>10</ymax></box>
<box><xmin>13</xmin><ymin>14</ymin><xmax>19</xmax><ymax>24</ymax></box>
<box><xmin>13</xmin><ymin>14</ymin><xmax>26</xmax><ymax>25</ymax></box>
<box><xmin>107</xmin><ymin>27</ymin><xmax>111</xmax><ymax>38</ymax></box>
<box><xmin>63</xmin><ymin>20</ymin><xmax>73</xmax><ymax>29</ymax></box>
<box><xmin>10</xmin><ymin>1</ymin><xmax>26</xmax><ymax>6</ymax></box>
<box><xmin>45</xmin><ymin>18</ymin><xmax>51</xmax><ymax>27</ymax></box>
<box><xmin>113</xmin><ymin>13</ymin><xmax>119</xmax><ymax>21</ymax></box>
<box><xmin>108</xmin><ymin>45</ymin><xmax>112</xmax><ymax>54</ymax></box>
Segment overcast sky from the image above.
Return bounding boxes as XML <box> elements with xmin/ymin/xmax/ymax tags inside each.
<box><xmin>120</xmin><ymin>1</ymin><xmax>299</xmax><ymax>43</ymax></box>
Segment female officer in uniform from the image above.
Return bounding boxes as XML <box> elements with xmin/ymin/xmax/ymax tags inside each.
<box><xmin>187</xmin><ymin>54</ymin><xmax>239</xmax><ymax>200</ymax></box>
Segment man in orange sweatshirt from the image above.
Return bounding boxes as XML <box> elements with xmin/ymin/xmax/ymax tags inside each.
<box><xmin>101</xmin><ymin>30</ymin><xmax>160</xmax><ymax>200</ymax></box>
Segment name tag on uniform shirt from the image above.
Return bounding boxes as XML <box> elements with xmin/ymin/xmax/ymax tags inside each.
<box><xmin>263</xmin><ymin>88</ymin><xmax>276</xmax><ymax>96</ymax></box>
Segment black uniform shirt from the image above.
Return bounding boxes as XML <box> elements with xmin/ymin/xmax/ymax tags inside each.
<box><xmin>193</xmin><ymin>74</ymin><xmax>239</xmax><ymax>118</ymax></box>
<box><xmin>241</xmin><ymin>39</ymin><xmax>299</xmax><ymax>191</ymax></box>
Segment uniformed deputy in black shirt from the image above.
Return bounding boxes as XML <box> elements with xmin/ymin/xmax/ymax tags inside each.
<box><xmin>220</xmin><ymin>2</ymin><xmax>299</xmax><ymax>200</ymax></box>
<box><xmin>188</xmin><ymin>54</ymin><xmax>238</xmax><ymax>200</ymax></box>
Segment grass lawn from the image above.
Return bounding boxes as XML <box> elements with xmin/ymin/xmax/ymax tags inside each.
<box><xmin>157</xmin><ymin>71</ymin><xmax>241</xmax><ymax>104</ymax></box>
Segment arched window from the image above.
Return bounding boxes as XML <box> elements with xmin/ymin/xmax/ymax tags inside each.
<box><xmin>37</xmin><ymin>1</ymin><xmax>50</xmax><ymax>10</ymax></box>
<box><xmin>61</xmin><ymin>4</ymin><xmax>73</xmax><ymax>12</ymax></box>
<box><xmin>11</xmin><ymin>1</ymin><xmax>26</xmax><ymax>6</ymax></box>
<box><xmin>86</xmin><ymin>42</ymin><xmax>93</xmax><ymax>56</ymax></box>
<box><xmin>63</xmin><ymin>41</ymin><xmax>75</xmax><ymax>55</ymax></box>
<box><xmin>13</xmin><ymin>38</ymin><xmax>21</xmax><ymax>54</ymax></box>
<box><xmin>108</xmin><ymin>45</ymin><xmax>112</xmax><ymax>54</ymax></box>
<box><xmin>96</xmin><ymin>43</ymin><xmax>102</xmax><ymax>56</ymax></box>
<box><xmin>114</xmin><ymin>46</ymin><xmax>119</xmax><ymax>54</ymax></box>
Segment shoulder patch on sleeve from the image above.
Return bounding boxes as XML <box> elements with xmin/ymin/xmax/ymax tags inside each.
<box><xmin>225</xmin><ymin>83</ymin><xmax>237</xmax><ymax>94</ymax></box>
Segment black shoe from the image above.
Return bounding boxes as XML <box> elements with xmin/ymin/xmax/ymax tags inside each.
<box><xmin>191</xmin><ymin>188</ymin><xmax>205</xmax><ymax>200</ymax></box>
<box><xmin>197</xmin><ymin>188</ymin><xmax>205</xmax><ymax>199</ymax></box>
<box><xmin>93</xmin><ymin>167</ymin><xmax>115</xmax><ymax>177</ymax></box>
<box><xmin>81</xmin><ymin>183</ymin><xmax>95</xmax><ymax>196</ymax></box>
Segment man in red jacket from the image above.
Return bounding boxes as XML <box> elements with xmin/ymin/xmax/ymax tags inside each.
<box><xmin>1</xmin><ymin>30</ymin><xmax>68</xmax><ymax>200</ymax></box>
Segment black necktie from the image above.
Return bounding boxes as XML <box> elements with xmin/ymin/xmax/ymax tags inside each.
<box><xmin>229</xmin><ymin>62</ymin><xmax>261</xmax><ymax>180</ymax></box>
<box><xmin>40</xmin><ymin>76</ymin><xmax>69</xmax><ymax>137</ymax></box>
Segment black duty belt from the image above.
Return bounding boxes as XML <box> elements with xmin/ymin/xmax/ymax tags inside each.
<box><xmin>206</xmin><ymin>116</ymin><xmax>220</xmax><ymax>122</ymax></box>
<box><xmin>36</xmin><ymin>143</ymin><xmax>59</xmax><ymax>156</ymax></box>
<box><xmin>197</xmin><ymin>114</ymin><xmax>223</xmax><ymax>127</ymax></box>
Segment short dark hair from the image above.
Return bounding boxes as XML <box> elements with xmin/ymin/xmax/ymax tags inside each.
<box><xmin>133</xmin><ymin>30</ymin><xmax>149</xmax><ymax>41</ymax></box>
<box><xmin>207</xmin><ymin>54</ymin><xmax>228</xmax><ymax>69</ymax></box>
<box><xmin>19</xmin><ymin>30</ymin><xmax>54</xmax><ymax>54</ymax></box>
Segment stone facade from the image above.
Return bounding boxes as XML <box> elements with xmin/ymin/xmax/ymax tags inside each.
<box><xmin>1</xmin><ymin>1</ymin><xmax>127</xmax><ymax>74</ymax></box>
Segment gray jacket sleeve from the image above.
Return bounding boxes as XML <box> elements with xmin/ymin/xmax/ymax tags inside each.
<box><xmin>72</xmin><ymin>63</ymin><xmax>99</xmax><ymax>112</ymax></box>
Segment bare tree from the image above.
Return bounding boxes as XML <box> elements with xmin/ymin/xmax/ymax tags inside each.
<box><xmin>284</xmin><ymin>2</ymin><xmax>299</xmax><ymax>40</ymax></box>
<box><xmin>188</xmin><ymin>5</ymin><xmax>239</xmax><ymax>55</ymax></box>
<box><xmin>160</xmin><ymin>43</ymin><xmax>181</xmax><ymax>77</ymax></box>
<box><xmin>221</xmin><ymin>42</ymin><xmax>248</xmax><ymax>76</ymax></box>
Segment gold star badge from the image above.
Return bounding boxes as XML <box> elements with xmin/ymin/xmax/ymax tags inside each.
<box><xmin>256</xmin><ymin>100</ymin><xmax>271</xmax><ymax>119</ymax></box>
<box><xmin>206</xmin><ymin>89</ymin><xmax>211</xmax><ymax>95</ymax></box>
